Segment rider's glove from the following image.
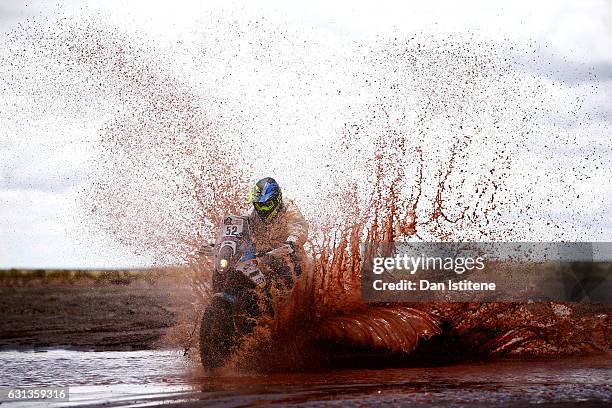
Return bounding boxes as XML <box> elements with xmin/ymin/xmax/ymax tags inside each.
<box><xmin>265</xmin><ymin>243</ymin><xmax>294</xmax><ymax>259</ymax></box>
<box><xmin>284</xmin><ymin>240</ymin><xmax>295</xmax><ymax>254</ymax></box>
<box><xmin>276</xmin><ymin>242</ymin><xmax>294</xmax><ymax>256</ymax></box>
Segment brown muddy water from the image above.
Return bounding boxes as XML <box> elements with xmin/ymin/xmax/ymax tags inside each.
<box><xmin>1</xmin><ymin>274</ymin><xmax>610</xmax><ymax>407</ymax></box>
<box><xmin>0</xmin><ymin>350</ymin><xmax>610</xmax><ymax>407</ymax></box>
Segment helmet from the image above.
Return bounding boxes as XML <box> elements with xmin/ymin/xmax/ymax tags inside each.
<box><xmin>248</xmin><ymin>177</ymin><xmax>283</xmax><ymax>221</ymax></box>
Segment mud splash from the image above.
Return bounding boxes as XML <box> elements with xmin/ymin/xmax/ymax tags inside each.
<box><xmin>3</xmin><ymin>15</ymin><xmax>609</xmax><ymax>372</ymax></box>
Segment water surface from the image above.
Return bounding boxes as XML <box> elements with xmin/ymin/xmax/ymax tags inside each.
<box><xmin>1</xmin><ymin>350</ymin><xmax>610</xmax><ymax>406</ymax></box>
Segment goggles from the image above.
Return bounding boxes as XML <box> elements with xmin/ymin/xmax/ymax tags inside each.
<box><xmin>254</xmin><ymin>199</ymin><xmax>276</xmax><ymax>213</ymax></box>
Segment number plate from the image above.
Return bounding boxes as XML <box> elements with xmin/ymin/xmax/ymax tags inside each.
<box><xmin>221</xmin><ymin>217</ymin><xmax>244</xmax><ymax>237</ymax></box>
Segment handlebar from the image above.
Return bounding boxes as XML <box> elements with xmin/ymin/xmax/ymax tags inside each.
<box><xmin>256</xmin><ymin>245</ymin><xmax>294</xmax><ymax>258</ymax></box>
<box><xmin>199</xmin><ymin>245</ymin><xmax>292</xmax><ymax>258</ymax></box>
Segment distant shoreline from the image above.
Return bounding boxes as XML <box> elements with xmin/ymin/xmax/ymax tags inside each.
<box><xmin>0</xmin><ymin>270</ymin><xmax>194</xmax><ymax>351</ymax></box>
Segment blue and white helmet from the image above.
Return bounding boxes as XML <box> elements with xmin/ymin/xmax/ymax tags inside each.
<box><xmin>248</xmin><ymin>177</ymin><xmax>283</xmax><ymax>221</ymax></box>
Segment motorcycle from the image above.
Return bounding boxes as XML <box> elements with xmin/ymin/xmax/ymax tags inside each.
<box><xmin>199</xmin><ymin>215</ymin><xmax>299</xmax><ymax>370</ymax></box>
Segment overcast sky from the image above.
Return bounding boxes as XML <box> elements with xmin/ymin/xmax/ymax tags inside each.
<box><xmin>1</xmin><ymin>0</ymin><xmax>611</xmax><ymax>268</ymax></box>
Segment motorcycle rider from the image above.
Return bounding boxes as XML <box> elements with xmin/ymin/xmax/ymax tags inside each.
<box><xmin>246</xmin><ymin>177</ymin><xmax>308</xmax><ymax>288</ymax></box>
<box><xmin>199</xmin><ymin>178</ymin><xmax>308</xmax><ymax>368</ymax></box>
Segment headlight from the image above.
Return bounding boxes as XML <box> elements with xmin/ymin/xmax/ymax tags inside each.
<box><xmin>219</xmin><ymin>259</ymin><xmax>229</xmax><ymax>269</ymax></box>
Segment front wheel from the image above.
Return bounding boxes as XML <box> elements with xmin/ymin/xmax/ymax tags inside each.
<box><xmin>199</xmin><ymin>297</ymin><xmax>237</xmax><ymax>370</ymax></box>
